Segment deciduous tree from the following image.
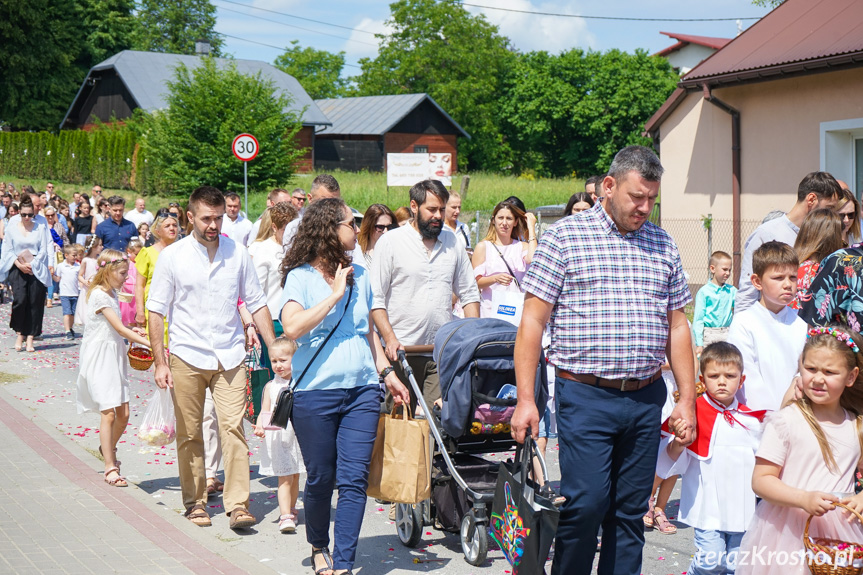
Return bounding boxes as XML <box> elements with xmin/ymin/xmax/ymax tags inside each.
<box><xmin>499</xmin><ymin>49</ymin><xmax>678</xmax><ymax>177</ymax></box>
<box><xmin>274</xmin><ymin>41</ymin><xmax>348</xmax><ymax>100</ymax></box>
<box><xmin>354</xmin><ymin>0</ymin><xmax>515</xmax><ymax>171</ymax></box>
<box><xmin>132</xmin><ymin>58</ymin><xmax>304</xmax><ymax>194</ymax></box>
<box><xmin>133</xmin><ymin>0</ymin><xmax>223</xmax><ymax>56</ymax></box>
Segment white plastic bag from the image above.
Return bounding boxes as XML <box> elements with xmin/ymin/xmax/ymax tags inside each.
<box><xmin>138</xmin><ymin>388</ymin><xmax>176</xmax><ymax>446</ymax></box>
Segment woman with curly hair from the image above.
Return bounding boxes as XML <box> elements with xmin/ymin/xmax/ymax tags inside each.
<box><xmin>279</xmin><ymin>197</ymin><xmax>409</xmax><ymax>575</ymax></box>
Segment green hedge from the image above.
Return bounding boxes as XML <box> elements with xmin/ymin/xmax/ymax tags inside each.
<box><xmin>0</xmin><ymin>128</ymin><xmax>152</xmax><ymax>192</ymax></box>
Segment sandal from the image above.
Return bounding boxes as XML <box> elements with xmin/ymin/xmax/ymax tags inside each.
<box><xmin>642</xmin><ymin>508</ymin><xmax>654</xmax><ymax>528</ymax></box>
<box><xmin>653</xmin><ymin>507</ymin><xmax>677</xmax><ymax>534</ymax></box>
<box><xmin>279</xmin><ymin>513</ymin><xmax>297</xmax><ymax>533</ymax></box>
<box><xmin>104</xmin><ymin>467</ymin><xmax>127</xmax><ymax>487</ymax></box>
<box><xmin>228</xmin><ymin>507</ymin><xmax>256</xmax><ymax>530</ymax></box>
<box><xmin>185</xmin><ymin>504</ymin><xmax>212</xmax><ymax>527</ymax></box>
<box><xmin>206</xmin><ymin>477</ymin><xmax>224</xmax><ymax>496</ymax></box>
<box><xmin>311</xmin><ymin>547</ymin><xmax>334</xmax><ymax>575</ymax></box>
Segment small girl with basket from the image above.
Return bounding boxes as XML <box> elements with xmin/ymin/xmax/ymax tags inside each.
<box><xmin>253</xmin><ymin>336</ymin><xmax>304</xmax><ymax>533</ymax></box>
<box><xmin>737</xmin><ymin>326</ymin><xmax>863</xmax><ymax>574</ymax></box>
<box><xmin>76</xmin><ymin>249</ymin><xmax>151</xmax><ymax>487</ymax></box>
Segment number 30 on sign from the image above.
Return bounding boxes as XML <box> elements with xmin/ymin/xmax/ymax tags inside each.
<box><xmin>232</xmin><ymin>133</ymin><xmax>259</xmax><ymax>161</ymax></box>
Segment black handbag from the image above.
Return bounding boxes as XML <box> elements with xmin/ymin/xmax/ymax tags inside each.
<box><xmin>489</xmin><ymin>437</ymin><xmax>561</xmax><ymax>575</ymax></box>
<box><xmin>270</xmin><ymin>282</ymin><xmax>353</xmax><ymax>428</ymax></box>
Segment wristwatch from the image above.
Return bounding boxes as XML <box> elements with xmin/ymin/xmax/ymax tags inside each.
<box><xmin>379</xmin><ymin>366</ymin><xmax>395</xmax><ymax>379</ymax></box>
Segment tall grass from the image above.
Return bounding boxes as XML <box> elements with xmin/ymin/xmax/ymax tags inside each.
<box><xmin>1</xmin><ymin>170</ymin><xmax>582</xmax><ymax>221</ymax></box>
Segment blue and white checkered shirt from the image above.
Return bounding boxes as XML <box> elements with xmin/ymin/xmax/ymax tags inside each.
<box><xmin>523</xmin><ymin>203</ymin><xmax>691</xmax><ymax>379</ymax></box>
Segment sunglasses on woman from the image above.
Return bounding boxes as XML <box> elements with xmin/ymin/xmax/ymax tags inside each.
<box><xmin>20</xmin><ymin>213</ymin><xmax>34</xmax><ymax>219</ymax></box>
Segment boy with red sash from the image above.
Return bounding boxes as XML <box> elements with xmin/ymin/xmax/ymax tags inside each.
<box><xmin>658</xmin><ymin>342</ymin><xmax>767</xmax><ymax>575</ymax></box>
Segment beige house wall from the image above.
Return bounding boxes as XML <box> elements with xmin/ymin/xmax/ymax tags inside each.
<box><xmin>657</xmin><ymin>67</ymin><xmax>863</xmax><ymax>222</ymax></box>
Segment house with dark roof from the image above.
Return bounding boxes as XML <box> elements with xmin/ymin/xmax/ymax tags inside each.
<box><xmin>313</xmin><ymin>94</ymin><xmax>469</xmax><ymax>173</ymax></box>
<box><xmin>61</xmin><ymin>50</ymin><xmax>331</xmax><ymax>172</ymax></box>
<box><xmin>644</xmin><ymin>0</ymin><xmax>863</xmax><ymax>279</ymax></box>
<box><xmin>655</xmin><ymin>31</ymin><xmax>732</xmax><ymax>75</ymax></box>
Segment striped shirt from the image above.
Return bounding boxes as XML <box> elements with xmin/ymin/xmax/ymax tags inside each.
<box><xmin>523</xmin><ymin>203</ymin><xmax>691</xmax><ymax>379</ymax></box>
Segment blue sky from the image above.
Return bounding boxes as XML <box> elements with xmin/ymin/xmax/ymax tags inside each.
<box><xmin>213</xmin><ymin>0</ymin><xmax>772</xmax><ymax>74</ymax></box>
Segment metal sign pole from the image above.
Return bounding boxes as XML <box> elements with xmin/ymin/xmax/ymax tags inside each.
<box><xmin>243</xmin><ymin>161</ymin><xmax>248</xmax><ymax>216</ymax></box>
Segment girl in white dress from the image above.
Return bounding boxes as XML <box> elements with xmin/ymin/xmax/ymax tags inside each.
<box><xmin>76</xmin><ymin>249</ymin><xmax>151</xmax><ymax>487</ymax></box>
<box><xmin>253</xmin><ymin>337</ymin><xmax>305</xmax><ymax>533</ymax></box>
<box><xmin>74</xmin><ymin>235</ymin><xmax>102</xmax><ymax>326</ymax></box>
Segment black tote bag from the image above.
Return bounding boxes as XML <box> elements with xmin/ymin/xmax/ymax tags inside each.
<box><xmin>489</xmin><ymin>437</ymin><xmax>561</xmax><ymax>575</ymax></box>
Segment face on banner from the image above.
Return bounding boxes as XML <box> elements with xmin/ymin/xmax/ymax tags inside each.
<box><xmin>428</xmin><ymin>153</ymin><xmax>452</xmax><ymax>179</ymax></box>
<box><xmin>387</xmin><ymin>153</ymin><xmax>453</xmax><ymax>187</ymax></box>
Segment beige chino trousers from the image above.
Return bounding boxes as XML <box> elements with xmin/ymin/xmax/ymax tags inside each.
<box><xmin>170</xmin><ymin>355</ymin><xmax>248</xmax><ymax>513</ymax></box>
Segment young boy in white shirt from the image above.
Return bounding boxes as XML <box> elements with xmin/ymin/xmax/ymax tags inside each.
<box><xmin>658</xmin><ymin>342</ymin><xmax>765</xmax><ymax>575</ymax></box>
<box><xmin>726</xmin><ymin>241</ymin><xmax>807</xmax><ymax>411</ymax></box>
<box><xmin>53</xmin><ymin>244</ymin><xmax>82</xmax><ymax>340</ymax></box>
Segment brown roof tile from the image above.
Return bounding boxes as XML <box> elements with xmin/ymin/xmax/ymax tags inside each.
<box><xmin>682</xmin><ymin>0</ymin><xmax>863</xmax><ymax>87</ymax></box>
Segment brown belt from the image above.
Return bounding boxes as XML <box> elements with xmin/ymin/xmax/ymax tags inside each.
<box><xmin>556</xmin><ymin>369</ymin><xmax>663</xmax><ymax>392</ymax></box>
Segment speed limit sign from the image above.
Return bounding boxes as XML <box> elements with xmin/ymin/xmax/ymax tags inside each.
<box><xmin>232</xmin><ymin>133</ymin><xmax>259</xmax><ymax>161</ymax></box>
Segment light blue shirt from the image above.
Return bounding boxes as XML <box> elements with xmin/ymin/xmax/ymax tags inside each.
<box><xmin>692</xmin><ymin>281</ymin><xmax>737</xmax><ymax>346</ymax></box>
<box><xmin>280</xmin><ymin>263</ymin><xmax>378</xmax><ymax>391</ymax></box>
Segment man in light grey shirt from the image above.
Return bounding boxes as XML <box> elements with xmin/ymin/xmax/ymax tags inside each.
<box><xmin>736</xmin><ymin>171</ymin><xmax>841</xmax><ymax>314</ymax></box>
<box><xmin>371</xmin><ymin>179</ymin><xmax>480</xmax><ymax>413</ymax></box>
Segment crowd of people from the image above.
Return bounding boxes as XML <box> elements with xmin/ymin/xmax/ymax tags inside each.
<box><xmin>7</xmin><ymin>148</ymin><xmax>863</xmax><ymax>575</ymax></box>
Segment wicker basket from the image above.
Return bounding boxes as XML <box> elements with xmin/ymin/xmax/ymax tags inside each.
<box><xmin>117</xmin><ymin>291</ymin><xmax>133</xmax><ymax>303</ymax></box>
<box><xmin>804</xmin><ymin>503</ymin><xmax>863</xmax><ymax>575</ymax></box>
<box><xmin>128</xmin><ymin>344</ymin><xmax>154</xmax><ymax>371</ymax></box>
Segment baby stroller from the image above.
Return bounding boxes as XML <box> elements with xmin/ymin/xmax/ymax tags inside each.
<box><xmin>393</xmin><ymin>318</ymin><xmax>551</xmax><ymax>566</ymax></box>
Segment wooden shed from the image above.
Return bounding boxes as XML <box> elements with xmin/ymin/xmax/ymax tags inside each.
<box><xmin>313</xmin><ymin>94</ymin><xmax>469</xmax><ymax>172</ymax></box>
<box><xmin>60</xmin><ymin>50</ymin><xmax>332</xmax><ymax>173</ymax></box>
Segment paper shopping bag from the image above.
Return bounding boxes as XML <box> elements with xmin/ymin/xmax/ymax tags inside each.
<box><xmin>367</xmin><ymin>406</ymin><xmax>431</xmax><ymax>504</ymax></box>
<box><xmin>490</xmin><ymin>289</ymin><xmax>525</xmax><ymax>326</ymax></box>
<box><xmin>244</xmin><ymin>349</ymin><xmax>271</xmax><ymax>423</ymax></box>
<box><xmin>489</xmin><ymin>438</ymin><xmax>560</xmax><ymax>575</ymax></box>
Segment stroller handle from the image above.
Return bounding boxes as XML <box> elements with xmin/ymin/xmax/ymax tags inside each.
<box><xmin>402</xmin><ymin>345</ymin><xmax>434</xmax><ymax>354</ymax></box>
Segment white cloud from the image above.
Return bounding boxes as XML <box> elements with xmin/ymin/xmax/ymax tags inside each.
<box><xmin>343</xmin><ymin>17</ymin><xmax>392</xmax><ymax>62</ymax></box>
<box><xmin>467</xmin><ymin>0</ymin><xmax>596</xmax><ymax>53</ymax></box>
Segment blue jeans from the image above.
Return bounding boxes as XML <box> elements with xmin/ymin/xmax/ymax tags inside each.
<box><xmin>690</xmin><ymin>529</ymin><xmax>743</xmax><ymax>575</ymax></box>
<box><xmin>551</xmin><ymin>376</ymin><xmax>666</xmax><ymax>575</ymax></box>
<box><xmin>292</xmin><ymin>384</ymin><xmax>381</xmax><ymax>571</ymax></box>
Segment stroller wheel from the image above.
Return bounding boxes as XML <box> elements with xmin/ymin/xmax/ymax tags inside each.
<box><xmin>460</xmin><ymin>511</ymin><xmax>488</xmax><ymax>566</ymax></box>
<box><xmin>395</xmin><ymin>502</ymin><xmax>424</xmax><ymax>547</ymax></box>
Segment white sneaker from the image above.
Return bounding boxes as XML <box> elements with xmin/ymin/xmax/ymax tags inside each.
<box><xmin>279</xmin><ymin>514</ymin><xmax>296</xmax><ymax>533</ymax></box>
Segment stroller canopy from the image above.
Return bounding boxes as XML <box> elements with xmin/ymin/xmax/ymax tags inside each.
<box><xmin>434</xmin><ymin>318</ymin><xmax>547</xmax><ymax>437</ymax></box>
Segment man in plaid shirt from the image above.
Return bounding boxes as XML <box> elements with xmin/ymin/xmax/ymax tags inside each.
<box><xmin>512</xmin><ymin>146</ymin><xmax>697</xmax><ymax>575</ymax></box>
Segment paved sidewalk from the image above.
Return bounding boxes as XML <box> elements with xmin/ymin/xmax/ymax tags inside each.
<box><xmin>0</xmin><ymin>389</ymin><xmax>259</xmax><ymax>575</ymax></box>
<box><xmin>0</xmin><ymin>301</ymin><xmax>695</xmax><ymax>575</ymax></box>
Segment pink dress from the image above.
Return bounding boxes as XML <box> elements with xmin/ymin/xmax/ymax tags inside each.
<box><xmin>736</xmin><ymin>405</ymin><xmax>863</xmax><ymax>574</ymax></box>
<box><xmin>474</xmin><ymin>240</ymin><xmax>527</xmax><ymax>318</ymax></box>
<box><xmin>119</xmin><ymin>263</ymin><xmax>137</xmax><ymax>325</ymax></box>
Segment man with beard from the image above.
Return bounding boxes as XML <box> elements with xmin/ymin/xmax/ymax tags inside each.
<box><xmin>147</xmin><ymin>186</ymin><xmax>275</xmax><ymax>530</ymax></box>
<box><xmin>371</xmin><ymin>179</ymin><xmax>480</xmax><ymax>415</ymax></box>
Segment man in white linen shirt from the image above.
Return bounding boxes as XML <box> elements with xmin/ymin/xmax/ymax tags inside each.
<box><xmin>735</xmin><ymin>171</ymin><xmax>841</xmax><ymax>314</ymax></box>
<box><xmin>221</xmin><ymin>192</ymin><xmax>254</xmax><ymax>246</ymax></box>
<box><xmin>247</xmin><ymin>188</ymin><xmax>292</xmax><ymax>246</ymax></box>
<box><xmin>371</xmin><ymin>179</ymin><xmax>481</xmax><ymax>413</ymax></box>
<box><xmin>147</xmin><ymin>186</ymin><xmax>275</xmax><ymax>530</ymax></box>
<box><xmin>124</xmin><ymin>198</ymin><xmax>154</xmax><ymax>229</ymax></box>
